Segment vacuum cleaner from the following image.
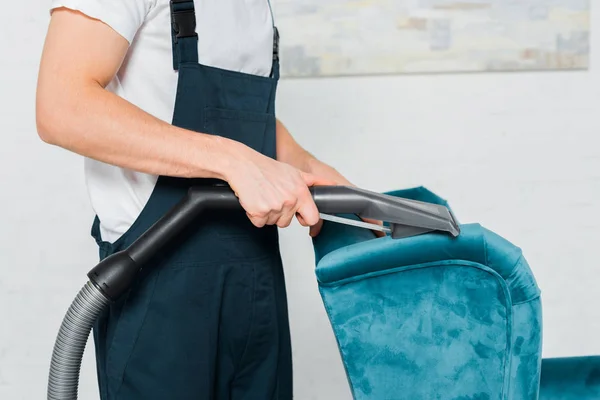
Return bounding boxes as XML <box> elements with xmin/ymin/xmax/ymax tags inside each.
<box><xmin>46</xmin><ymin>185</ymin><xmax>460</xmax><ymax>400</ymax></box>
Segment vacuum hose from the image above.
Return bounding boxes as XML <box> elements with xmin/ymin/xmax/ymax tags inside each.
<box><xmin>47</xmin><ymin>186</ymin><xmax>242</xmax><ymax>400</ymax></box>
<box><xmin>48</xmin><ymin>283</ymin><xmax>109</xmax><ymax>400</ymax></box>
<box><xmin>47</xmin><ymin>185</ymin><xmax>459</xmax><ymax>399</ymax></box>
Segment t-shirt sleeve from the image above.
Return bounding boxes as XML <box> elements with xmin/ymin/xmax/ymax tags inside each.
<box><xmin>50</xmin><ymin>0</ymin><xmax>155</xmax><ymax>43</ymax></box>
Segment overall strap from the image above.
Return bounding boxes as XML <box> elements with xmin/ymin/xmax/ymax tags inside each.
<box><xmin>271</xmin><ymin>26</ymin><xmax>280</xmax><ymax>79</ymax></box>
<box><xmin>272</xmin><ymin>27</ymin><xmax>279</xmax><ymax>63</ymax></box>
<box><xmin>170</xmin><ymin>0</ymin><xmax>199</xmax><ymax>70</ymax></box>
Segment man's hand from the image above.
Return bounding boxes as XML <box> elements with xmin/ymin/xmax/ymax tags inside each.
<box><xmin>226</xmin><ymin>143</ymin><xmax>335</xmax><ymax>229</ymax></box>
<box><xmin>303</xmin><ymin>158</ymin><xmax>386</xmax><ymax>238</ymax></box>
<box><xmin>274</xmin><ymin>119</ymin><xmax>385</xmax><ymax>238</ymax></box>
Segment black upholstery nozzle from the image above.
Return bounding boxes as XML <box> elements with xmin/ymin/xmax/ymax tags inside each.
<box><xmin>310</xmin><ymin>186</ymin><xmax>460</xmax><ymax>239</ymax></box>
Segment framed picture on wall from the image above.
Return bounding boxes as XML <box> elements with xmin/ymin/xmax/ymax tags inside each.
<box><xmin>273</xmin><ymin>0</ymin><xmax>590</xmax><ymax>77</ymax></box>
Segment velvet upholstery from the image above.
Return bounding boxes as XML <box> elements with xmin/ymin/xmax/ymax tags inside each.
<box><xmin>539</xmin><ymin>356</ymin><xmax>600</xmax><ymax>399</ymax></box>
<box><xmin>312</xmin><ymin>187</ymin><xmax>543</xmax><ymax>400</ymax></box>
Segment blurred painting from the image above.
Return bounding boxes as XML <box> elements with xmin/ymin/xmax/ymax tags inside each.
<box><xmin>273</xmin><ymin>0</ymin><xmax>590</xmax><ymax>77</ymax></box>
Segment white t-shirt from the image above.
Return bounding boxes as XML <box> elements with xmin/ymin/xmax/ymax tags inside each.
<box><xmin>49</xmin><ymin>0</ymin><xmax>275</xmax><ymax>243</ymax></box>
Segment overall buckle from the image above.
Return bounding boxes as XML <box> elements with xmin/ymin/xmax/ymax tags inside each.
<box><xmin>170</xmin><ymin>1</ymin><xmax>197</xmax><ymax>39</ymax></box>
<box><xmin>273</xmin><ymin>27</ymin><xmax>280</xmax><ymax>62</ymax></box>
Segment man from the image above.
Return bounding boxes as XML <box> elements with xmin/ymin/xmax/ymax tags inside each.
<box><xmin>37</xmin><ymin>1</ymin><xmax>372</xmax><ymax>399</ymax></box>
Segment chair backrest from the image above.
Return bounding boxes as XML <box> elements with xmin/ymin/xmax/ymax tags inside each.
<box><xmin>313</xmin><ymin>187</ymin><xmax>543</xmax><ymax>400</ymax></box>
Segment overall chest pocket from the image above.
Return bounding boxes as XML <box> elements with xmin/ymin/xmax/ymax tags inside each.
<box><xmin>204</xmin><ymin>107</ymin><xmax>273</xmax><ymax>154</ymax></box>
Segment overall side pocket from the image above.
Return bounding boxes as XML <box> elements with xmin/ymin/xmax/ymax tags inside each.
<box><xmin>204</xmin><ymin>107</ymin><xmax>271</xmax><ymax>154</ymax></box>
<box><xmin>104</xmin><ymin>266</ymin><xmax>160</xmax><ymax>396</ymax></box>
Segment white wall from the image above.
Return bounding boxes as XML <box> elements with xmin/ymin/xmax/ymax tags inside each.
<box><xmin>1</xmin><ymin>3</ymin><xmax>599</xmax><ymax>400</ymax></box>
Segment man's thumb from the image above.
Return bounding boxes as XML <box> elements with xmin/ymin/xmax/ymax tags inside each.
<box><xmin>300</xmin><ymin>171</ymin><xmax>336</xmax><ymax>187</ymax></box>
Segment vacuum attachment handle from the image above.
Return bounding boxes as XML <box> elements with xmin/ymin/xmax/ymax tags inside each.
<box><xmin>87</xmin><ymin>185</ymin><xmax>240</xmax><ymax>301</ymax></box>
<box><xmin>87</xmin><ymin>185</ymin><xmax>459</xmax><ymax>301</ymax></box>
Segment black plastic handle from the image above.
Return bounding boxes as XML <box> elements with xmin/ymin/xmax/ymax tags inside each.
<box><xmin>128</xmin><ymin>185</ymin><xmax>387</xmax><ymax>266</ymax></box>
<box><xmin>87</xmin><ymin>185</ymin><xmax>459</xmax><ymax>301</ymax></box>
<box><xmin>127</xmin><ymin>186</ymin><xmax>240</xmax><ymax>265</ymax></box>
<box><xmin>88</xmin><ymin>186</ymin><xmax>241</xmax><ymax>300</ymax></box>
<box><xmin>119</xmin><ymin>185</ymin><xmax>369</xmax><ymax>266</ymax></box>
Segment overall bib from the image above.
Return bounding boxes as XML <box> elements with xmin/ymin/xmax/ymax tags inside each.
<box><xmin>90</xmin><ymin>1</ymin><xmax>292</xmax><ymax>398</ymax></box>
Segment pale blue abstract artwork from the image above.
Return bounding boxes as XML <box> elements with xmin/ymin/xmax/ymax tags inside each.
<box><xmin>272</xmin><ymin>0</ymin><xmax>590</xmax><ymax>77</ymax></box>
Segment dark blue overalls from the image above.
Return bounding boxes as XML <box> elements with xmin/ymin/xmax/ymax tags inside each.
<box><xmin>90</xmin><ymin>1</ymin><xmax>292</xmax><ymax>398</ymax></box>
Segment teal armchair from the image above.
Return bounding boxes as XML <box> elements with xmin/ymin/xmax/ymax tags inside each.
<box><xmin>312</xmin><ymin>187</ymin><xmax>600</xmax><ymax>400</ymax></box>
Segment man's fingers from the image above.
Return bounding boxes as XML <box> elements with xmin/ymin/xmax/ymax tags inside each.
<box><xmin>296</xmin><ymin>200</ymin><xmax>320</xmax><ymax>227</ymax></box>
<box><xmin>362</xmin><ymin>217</ymin><xmax>383</xmax><ymax>226</ymax></box>
<box><xmin>361</xmin><ymin>217</ymin><xmax>387</xmax><ymax>238</ymax></box>
<box><xmin>298</xmin><ymin>171</ymin><xmax>337</xmax><ymax>235</ymax></box>
<box><xmin>247</xmin><ymin>212</ymin><xmax>268</xmax><ymax>228</ymax></box>
<box><xmin>276</xmin><ymin>211</ymin><xmax>295</xmax><ymax>228</ymax></box>
<box><xmin>266</xmin><ymin>212</ymin><xmax>282</xmax><ymax>226</ymax></box>
<box><xmin>296</xmin><ymin>213</ymin><xmax>308</xmax><ymax>227</ymax></box>
<box><xmin>309</xmin><ymin>219</ymin><xmax>324</xmax><ymax>237</ymax></box>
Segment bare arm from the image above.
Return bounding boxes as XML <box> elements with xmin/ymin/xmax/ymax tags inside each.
<box><xmin>37</xmin><ymin>9</ymin><xmax>329</xmax><ymax>229</ymax></box>
<box><xmin>36</xmin><ymin>8</ymin><xmax>238</xmax><ymax>179</ymax></box>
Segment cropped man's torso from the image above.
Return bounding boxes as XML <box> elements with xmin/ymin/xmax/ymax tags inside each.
<box><xmin>50</xmin><ymin>0</ymin><xmax>275</xmax><ymax>242</ymax></box>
